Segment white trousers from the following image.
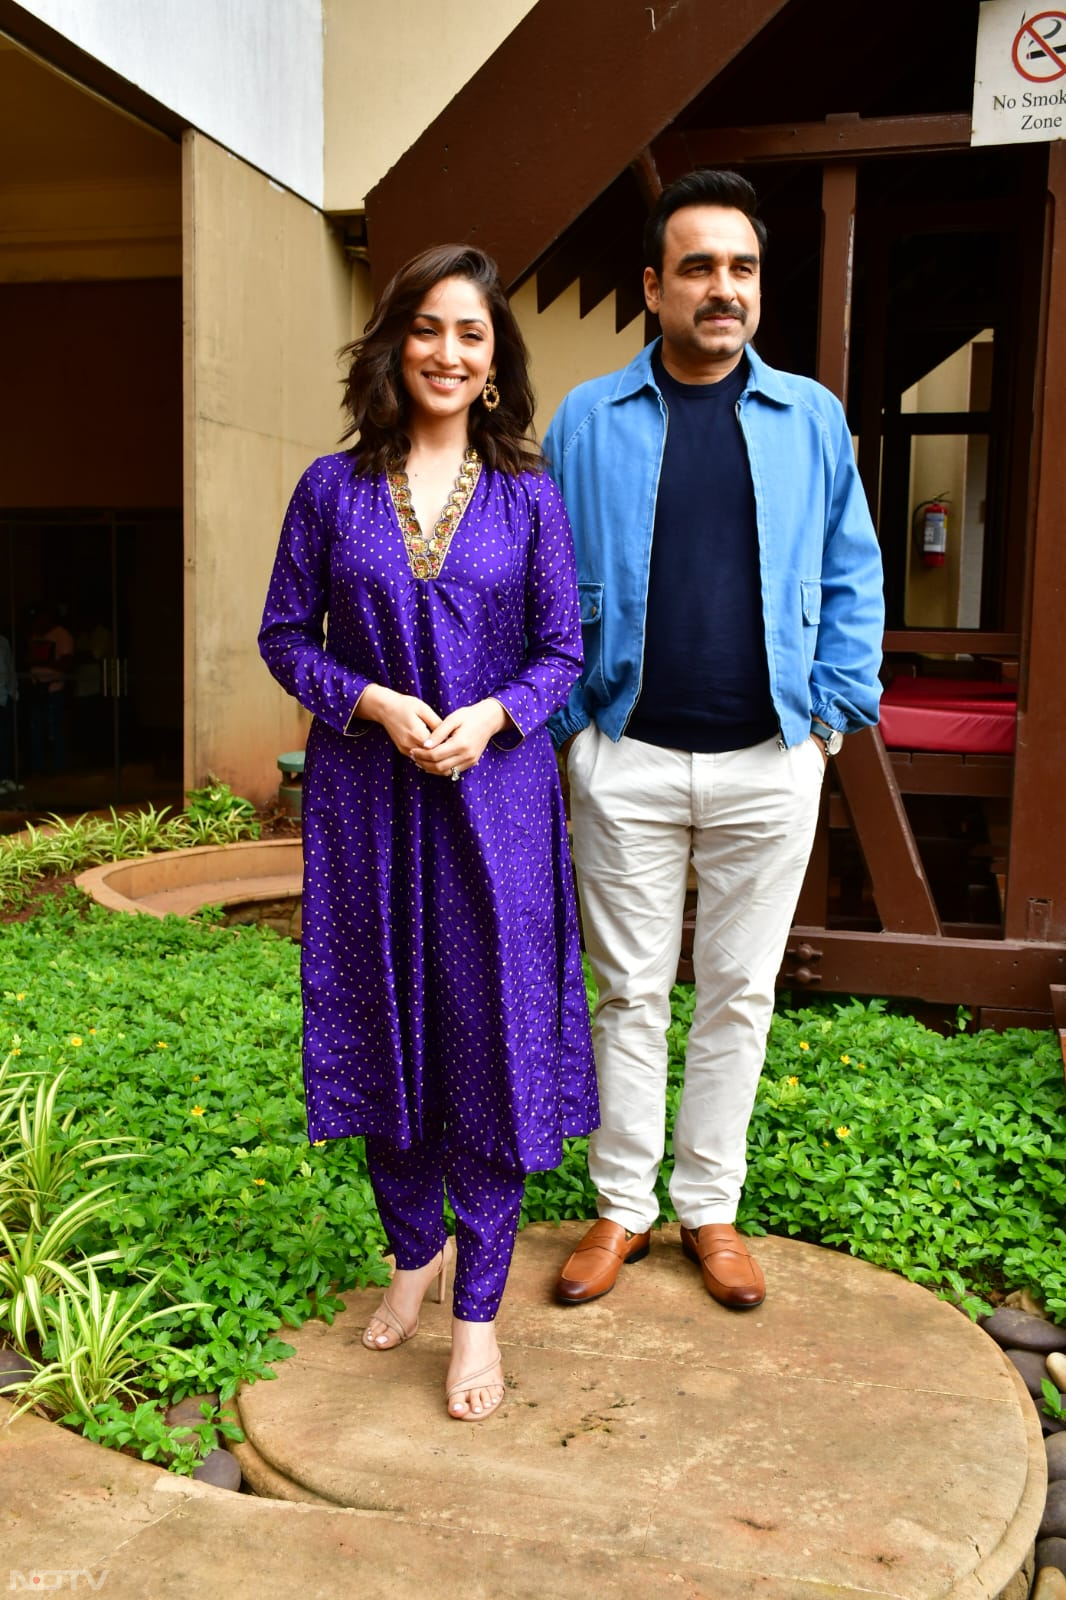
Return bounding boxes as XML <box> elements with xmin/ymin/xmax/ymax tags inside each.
<box><xmin>567</xmin><ymin>727</ymin><xmax>825</xmax><ymax>1232</ymax></box>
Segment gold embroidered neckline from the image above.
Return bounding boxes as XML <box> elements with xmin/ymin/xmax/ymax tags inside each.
<box><xmin>386</xmin><ymin>447</ymin><xmax>482</xmax><ymax>580</ymax></box>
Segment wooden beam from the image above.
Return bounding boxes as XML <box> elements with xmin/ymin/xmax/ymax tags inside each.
<box><xmin>1005</xmin><ymin>143</ymin><xmax>1066</xmax><ymax>943</ymax></box>
<box><xmin>834</xmin><ymin>726</ymin><xmax>942</xmax><ymax>935</ymax></box>
<box><xmin>654</xmin><ymin>112</ymin><xmax>972</xmax><ymax>174</ymax></box>
<box><xmin>365</xmin><ymin>0</ymin><xmax>792</xmax><ymax>290</ymax></box>
<box><xmin>781</xmin><ymin>927</ymin><xmax>1066</xmax><ymax>1010</ymax></box>
<box><xmin>629</xmin><ymin>147</ymin><xmax>663</xmax><ymax>210</ymax></box>
<box><xmin>888</xmin><ymin>752</ymin><xmax>1013</xmax><ymax>799</ymax></box>
<box><xmin>884</xmin><ymin>412</ymin><xmax>993</xmax><ymax>436</ymax></box>
<box><xmin>817</xmin><ymin>162</ymin><xmax>856</xmax><ymax>404</ymax></box>
<box><xmin>882</xmin><ymin>631</ymin><xmax>1020</xmax><ymax>654</ymax></box>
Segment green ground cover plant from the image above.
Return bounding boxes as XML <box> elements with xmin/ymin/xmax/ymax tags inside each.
<box><xmin>0</xmin><ymin>890</ymin><xmax>1063</xmax><ymax>1470</ymax></box>
<box><xmin>0</xmin><ymin>782</ymin><xmax>261</xmax><ymax>913</ymax></box>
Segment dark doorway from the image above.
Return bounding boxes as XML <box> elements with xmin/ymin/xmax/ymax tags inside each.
<box><xmin>0</xmin><ymin>509</ymin><xmax>182</xmax><ymax>816</ymax></box>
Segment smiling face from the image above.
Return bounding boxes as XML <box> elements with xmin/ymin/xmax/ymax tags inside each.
<box><xmin>643</xmin><ymin>204</ymin><xmax>762</xmax><ymax>383</ymax></box>
<box><xmin>400</xmin><ymin>275</ymin><xmax>496</xmax><ymax>427</ymax></box>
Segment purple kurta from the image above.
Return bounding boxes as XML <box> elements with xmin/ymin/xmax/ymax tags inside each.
<box><xmin>259</xmin><ymin>453</ymin><xmax>598</xmax><ymax>1174</ymax></box>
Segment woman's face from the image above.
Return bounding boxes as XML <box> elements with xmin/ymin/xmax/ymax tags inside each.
<box><xmin>400</xmin><ymin>275</ymin><xmax>496</xmax><ymax>427</ymax></box>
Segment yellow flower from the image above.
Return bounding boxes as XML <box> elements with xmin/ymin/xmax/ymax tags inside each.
<box><xmin>799</xmin><ymin>1041</ymin><xmax>810</xmax><ymax>1051</ymax></box>
<box><xmin>856</xmin><ymin>1062</ymin><xmax>866</xmax><ymax>1071</ymax></box>
<box><xmin>70</xmin><ymin>1036</ymin><xmax>83</xmax><ymax>1047</ymax></box>
<box><xmin>786</xmin><ymin>1075</ymin><xmax>799</xmax><ymax>1087</ymax></box>
<box><xmin>253</xmin><ymin>1178</ymin><xmax>266</xmax><ymax>1187</ymax></box>
<box><xmin>840</xmin><ymin>1054</ymin><xmax>851</xmax><ymax>1064</ymax></box>
<box><xmin>191</xmin><ymin>1105</ymin><xmax>205</xmax><ymax>1117</ymax></box>
<box><xmin>15</xmin><ymin>993</ymin><xmax>24</xmax><ymax>1002</ymax></box>
<box><xmin>11</xmin><ymin>1048</ymin><xmax>20</xmax><ymax>1056</ymax></box>
<box><xmin>836</xmin><ymin>1125</ymin><xmax>851</xmax><ymax>1139</ymax></box>
<box><xmin>89</xmin><ymin>1027</ymin><xmax>97</xmax><ymax>1035</ymax></box>
<box><xmin>312</xmin><ymin>1139</ymin><xmax>327</xmax><ymax>1147</ymax></box>
<box><xmin>193</xmin><ymin>1074</ymin><xmax>200</xmax><ymax>1082</ymax></box>
<box><xmin>157</xmin><ymin>1041</ymin><xmax>168</xmax><ymax>1049</ymax></box>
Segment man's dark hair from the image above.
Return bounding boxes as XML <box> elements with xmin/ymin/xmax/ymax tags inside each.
<box><xmin>643</xmin><ymin>169</ymin><xmax>767</xmax><ymax>277</ymax></box>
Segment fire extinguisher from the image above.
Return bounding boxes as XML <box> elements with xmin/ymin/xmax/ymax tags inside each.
<box><xmin>913</xmin><ymin>496</ymin><xmax>949</xmax><ymax>568</ymax></box>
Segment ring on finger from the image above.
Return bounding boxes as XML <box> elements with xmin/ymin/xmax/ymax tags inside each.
<box><xmin>450</xmin><ymin>766</ymin><xmax>461</xmax><ymax>782</ymax></box>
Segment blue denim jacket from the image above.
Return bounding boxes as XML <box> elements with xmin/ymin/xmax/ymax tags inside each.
<box><xmin>544</xmin><ymin>341</ymin><xmax>884</xmax><ymax>749</ymax></box>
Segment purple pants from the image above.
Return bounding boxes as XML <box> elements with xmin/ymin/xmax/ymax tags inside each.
<box><xmin>365</xmin><ymin>1133</ymin><xmax>525</xmax><ymax>1321</ymax></box>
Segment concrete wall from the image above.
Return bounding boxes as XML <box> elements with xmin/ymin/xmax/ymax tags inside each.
<box><xmin>182</xmin><ymin>132</ymin><xmax>357</xmax><ymax>804</ymax></box>
<box><xmin>9</xmin><ymin>0</ymin><xmax>324</xmax><ymax>204</ymax></box>
<box><xmin>322</xmin><ymin>0</ymin><xmax>536</xmax><ymax>211</ymax></box>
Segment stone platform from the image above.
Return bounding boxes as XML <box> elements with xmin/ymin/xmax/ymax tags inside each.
<box><xmin>1</xmin><ymin>1223</ymin><xmax>1047</xmax><ymax>1599</ymax></box>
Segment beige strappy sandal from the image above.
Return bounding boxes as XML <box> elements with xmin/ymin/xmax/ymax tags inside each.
<box><xmin>445</xmin><ymin>1356</ymin><xmax>506</xmax><ymax>1421</ymax></box>
<box><xmin>361</xmin><ymin>1244</ymin><xmax>450</xmax><ymax>1351</ymax></box>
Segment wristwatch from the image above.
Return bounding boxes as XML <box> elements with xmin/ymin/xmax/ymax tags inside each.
<box><xmin>811</xmin><ymin>720</ymin><xmax>844</xmax><ymax>757</ymax></box>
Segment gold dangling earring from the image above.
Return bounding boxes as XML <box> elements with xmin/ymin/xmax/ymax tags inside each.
<box><xmin>481</xmin><ymin>368</ymin><xmax>500</xmax><ymax>412</ymax></box>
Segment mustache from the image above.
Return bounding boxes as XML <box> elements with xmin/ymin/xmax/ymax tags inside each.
<box><xmin>695</xmin><ymin>301</ymin><xmax>747</xmax><ymax>323</ymax></box>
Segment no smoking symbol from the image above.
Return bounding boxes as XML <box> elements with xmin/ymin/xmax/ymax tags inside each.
<box><xmin>1012</xmin><ymin>11</ymin><xmax>1066</xmax><ymax>82</ymax></box>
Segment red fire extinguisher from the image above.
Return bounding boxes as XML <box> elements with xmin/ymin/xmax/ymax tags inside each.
<box><xmin>914</xmin><ymin>497</ymin><xmax>949</xmax><ymax>568</ymax></box>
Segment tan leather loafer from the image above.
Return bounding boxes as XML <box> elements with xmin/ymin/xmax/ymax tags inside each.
<box><xmin>555</xmin><ymin>1219</ymin><xmax>651</xmax><ymax>1304</ymax></box>
<box><xmin>680</xmin><ymin>1224</ymin><xmax>765</xmax><ymax>1309</ymax></box>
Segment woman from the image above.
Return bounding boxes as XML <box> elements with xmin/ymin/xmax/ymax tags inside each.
<box><xmin>259</xmin><ymin>245</ymin><xmax>597</xmax><ymax>1422</ymax></box>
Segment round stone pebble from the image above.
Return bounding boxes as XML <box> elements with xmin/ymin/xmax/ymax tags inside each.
<box><xmin>1033</xmin><ymin>1566</ymin><xmax>1066</xmax><ymax>1600</ymax></box>
<box><xmin>1048</xmin><ymin>1435</ymin><xmax>1066</xmax><ymax>1482</ymax></box>
<box><xmin>1049</xmin><ymin>1352</ymin><xmax>1066</xmax><ymax>1390</ymax></box>
<box><xmin>165</xmin><ymin>1392</ymin><xmax>220</xmax><ymax>1428</ymax></box>
<box><xmin>1037</xmin><ymin>1538</ymin><xmax>1066</xmax><ymax>1579</ymax></box>
<box><xmin>0</xmin><ymin>1347</ymin><xmax>35</xmax><ymax>1392</ymax></box>
<box><xmin>1005</xmin><ymin>1347</ymin><xmax>1054</xmax><ymax>1400</ymax></box>
<box><xmin>192</xmin><ymin>1447</ymin><xmax>242</xmax><ymax>1492</ymax></box>
<box><xmin>981</xmin><ymin>1308</ymin><xmax>1066</xmax><ymax>1355</ymax></box>
<box><xmin>1042</xmin><ymin>1481</ymin><xmax>1066</xmax><ymax>1541</ymax></box>
<box><xmin>165</xmin><ymin>1393</ymin><xmax>219</xmax><ymax>1451</ymax></box>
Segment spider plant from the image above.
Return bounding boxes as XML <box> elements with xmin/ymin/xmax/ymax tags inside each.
<box><xmin>0</xmin><ymin>1066</ymin><xmax>135</xmax><ymax>1233</ymax></box>
<box><xmin>0</xmin><ymin>1188</ymin><xmax>121</xmax><ymax>1347</ymax></box>
<box><xmin>3</xmin><ymin>1265</ymin><xmax>207</xmax><ymax>1419</ymax></box>
<box><xmin>108</xmin><ymin>804</ymin><xmax>176</xmax><ymax>858</ymax></box>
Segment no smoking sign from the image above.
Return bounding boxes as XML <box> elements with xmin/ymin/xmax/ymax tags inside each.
<box><xmin>973</xmin><ymin>2</ymin><xmax>1066</xmax><ymax>145</ymax></box>
<box><xmin>1011</xmin><ymin>11</ymin><xmax>1066</xmax><ymax>82</ymax></box>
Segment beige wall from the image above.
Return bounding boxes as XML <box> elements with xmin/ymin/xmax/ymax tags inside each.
<box><xmin>182</xmin><ymin>131</ymin><xmax>357</xmax><ymax>805</ymax></box>
<box><xmin>323</xmin><ymin>0</ymin><xmax>537</xmax><ymax>212</ymax></box>
<box><xmin>513</xmin><ymin>279</ymin><xmax>645</xmax><ymax>442</ymax></box>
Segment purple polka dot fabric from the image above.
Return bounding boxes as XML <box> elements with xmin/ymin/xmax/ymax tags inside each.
<box><xmin>259</xmin><ymin>454</ymin><xmax>598</xmax><ymax>1174</ymax></box>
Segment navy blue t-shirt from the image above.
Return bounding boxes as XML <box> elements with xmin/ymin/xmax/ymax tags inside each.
<box><xmin>626</xmin><ymin>351</ymin><xmax>778</xmax><ymax>753</ymax></box>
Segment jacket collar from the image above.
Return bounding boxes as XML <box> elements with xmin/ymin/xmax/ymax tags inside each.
<box><xmin>612</xmin><ymin>338</ymin><xmax>796</xmax><ymax>406</ymax></box>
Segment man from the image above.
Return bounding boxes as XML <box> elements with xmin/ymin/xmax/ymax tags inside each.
<box><xmin>545</xmin><ymin>169</ymin><xmax>883</xmax><ymax>1310</ymax></box>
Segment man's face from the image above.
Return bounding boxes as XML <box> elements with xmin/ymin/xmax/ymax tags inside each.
<box><xmin>644</xmin><ymin>205</ymin><xmax>762</xmax><ymax>382</ymax></box>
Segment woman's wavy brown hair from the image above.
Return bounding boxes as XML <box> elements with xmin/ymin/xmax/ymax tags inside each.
<box><xmin>340</xmin><ymin>243</ymin><xmax>542</xmax><ymax>477</ymax></box>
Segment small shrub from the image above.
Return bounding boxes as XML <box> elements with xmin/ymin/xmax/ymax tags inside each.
<box><xmin>0</xmin><ymin>786</ymin><xmax>261</xmax><ymax>912</ymax></box>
